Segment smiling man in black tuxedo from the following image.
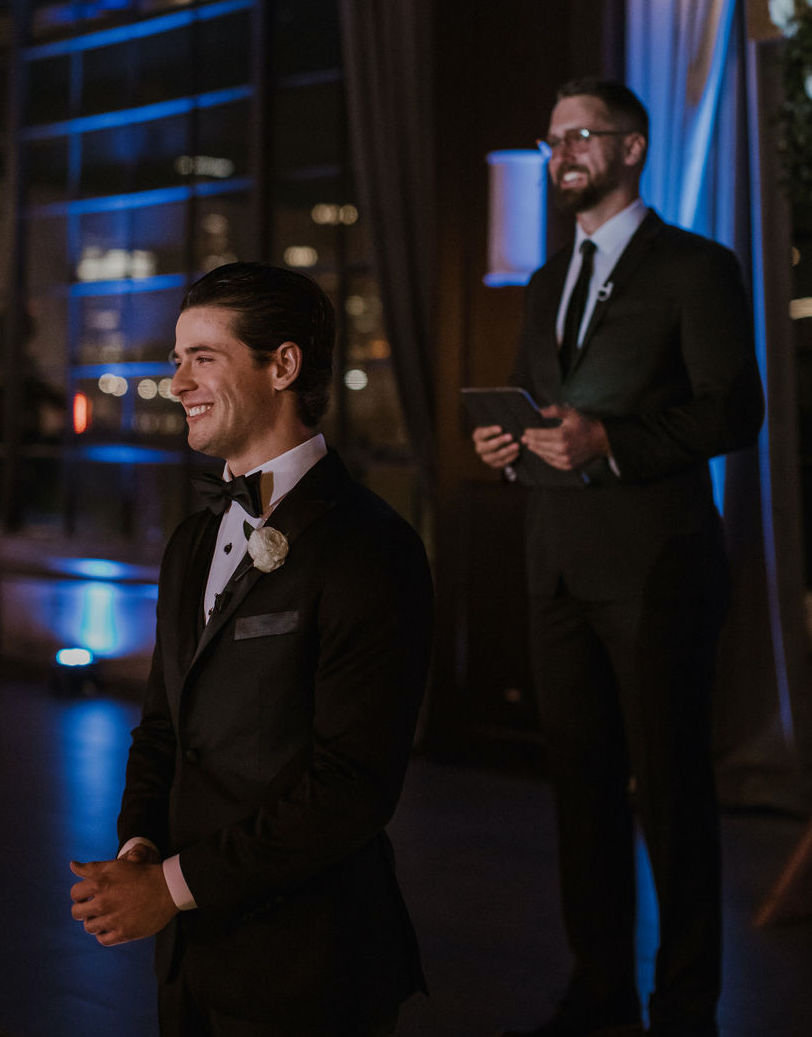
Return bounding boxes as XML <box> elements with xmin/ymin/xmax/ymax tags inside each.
<box><xmin>473</xmin><ymin>80</ymin><xmax>763</xmax><ymax>1037</ymax></box>
<box><xmin>70</xmin><ymin>262</ymin><xmax>433</xmax><ymax>1036</ymax></box>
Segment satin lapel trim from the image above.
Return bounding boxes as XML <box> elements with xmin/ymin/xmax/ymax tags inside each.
<box><xmin>544</xmin><ymin>251</ymin><xmax>571</xmax><ymax>397</ymax></box>
<box><xmin>177</xmin><ymin>511</ymin><xmax>220</xmax><ymax>670</ymax></box>
<box><xmin>567</xmin><ymin>211</ymin><xmax>664</xmax><ymax>378</ymax></box>
<box><xmin>185</xmin><ymin>456</ymin><xmax>340</xmax><ymax>674</ymax></box>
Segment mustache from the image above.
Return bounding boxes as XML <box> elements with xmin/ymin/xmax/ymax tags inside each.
<box><xmin>556</xmin><ymin>164</ymin><xmax>589</xmax><ymax>183</ymax></box>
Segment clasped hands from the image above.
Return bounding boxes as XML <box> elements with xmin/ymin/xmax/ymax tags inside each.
<box><xmin>70</xmin><ymin>842</ymin><xmax>178</xmax><ymax>947</ymax></box>
<box><xmin>472</xmin><ymin>403</ymin><xmax>609</xmax><ymax>472</ymax></box>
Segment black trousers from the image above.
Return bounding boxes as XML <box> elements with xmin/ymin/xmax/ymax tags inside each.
<box><xmin>529</xmin><ymin>546</ymin><xmax>727</xmax><ymax>1032</ymax></box>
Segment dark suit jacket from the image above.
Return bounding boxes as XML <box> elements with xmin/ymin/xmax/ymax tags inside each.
<box><xmin>510</xmin><ymin>210</ymin><xmax>764</xmax><ymax>600</ymax></box>
<box><xmin>117</xmin><ymin>449</ymin><xmax>433</xmax><ymax>1030</ymax></box>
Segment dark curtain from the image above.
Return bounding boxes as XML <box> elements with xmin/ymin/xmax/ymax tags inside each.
<box><xmin>338</xmin><ymin>0</ymin><xmax>436</xmax><ymax>491</ymax></box>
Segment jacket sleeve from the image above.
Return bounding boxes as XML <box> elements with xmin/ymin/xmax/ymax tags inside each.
<box><xmin>601</xmin><ymin>243</ymin><xmax>764</xmax><ymax>483</ymax></box>
<box><xmin>116</xmin><ymin>529</ymin><xmax>185</xmax><ymax>854</ymax></box>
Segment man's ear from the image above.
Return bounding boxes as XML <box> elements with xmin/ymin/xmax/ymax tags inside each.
<box><xmin>268</xmin><ymin>342</ymin><xmax>302</xmax><ymax>390</ymax></box>
<box><xmin>623</xmin><ymin>132</ymin><xmax>647</xmax><ymax>169</ymax></box>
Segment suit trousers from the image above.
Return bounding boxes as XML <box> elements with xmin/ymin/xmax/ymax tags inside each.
<box><xmin>529</xmin><ymin>543</ymin><xmax>727</xmax><ymax>1031</ymax></box>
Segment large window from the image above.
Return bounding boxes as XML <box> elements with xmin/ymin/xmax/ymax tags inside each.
<box><xmin>2</xmin><ymin>0</ymin><xmax>416</xmax><ymax>563</ymax></box>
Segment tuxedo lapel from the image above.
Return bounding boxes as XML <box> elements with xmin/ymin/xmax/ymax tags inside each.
<box><xmin>185</xmin><ymin>451</ymin><xmax>344</xmax><ymax>675</ymax></box>
<box><xmin>567</xmin><ymin>210</ymin><xmax>664</xmax><ymax>378</ymax></box>
<box><xmin>177</xmin><ymin>510</ymin><xmax>220</xmax><ymax>668</ymax></box>
<box><xmin>536</xmin><ymin>250</ymin><xmax>571</xmax><ymax>397</ymax></box>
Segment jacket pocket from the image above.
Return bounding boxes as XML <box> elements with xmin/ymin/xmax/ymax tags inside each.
<box><xmin>234</xmin><ymin>610</ymin><xmax>299</xmax><ymax>640</ymax></box>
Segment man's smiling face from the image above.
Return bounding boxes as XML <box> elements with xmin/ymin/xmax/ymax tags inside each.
<box><xmin>170</xmin><ymin>306</ymin><xmax>281</xmax><ymax>475</ymax></box>
<box><xmin>547</xmin><ymin>94</ymin><xmax>629</xmax><ymax>215</ymax></box>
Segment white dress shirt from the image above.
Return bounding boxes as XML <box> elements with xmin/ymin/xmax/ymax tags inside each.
<box><xmin>119</xmin><ymin>433</ymin><xmax>328</xmax><ymax>911</ymax></box>
<box><xmin>556</xmin><ymin>197</ymin><xmax>648</xmax><ymax>348</ymax></box>
<box><xmin>203</xmin><ymin>434</ymin><xmax>328</xmax><ymax>621</ymax></box>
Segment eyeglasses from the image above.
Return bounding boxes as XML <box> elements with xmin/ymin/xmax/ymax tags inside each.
<box><xmin>537</xmin><ymin>128</ymin><xmax>633</xmax><ymax>153</ymax></box>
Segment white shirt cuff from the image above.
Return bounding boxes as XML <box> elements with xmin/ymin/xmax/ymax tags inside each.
<box><xmin>118</xmin><ymin>836</ymin><xmax>159</xmax><ymax>859</ymax></box>
<box><xmin>162</xmin><ymin>854</ymin><xmax>197</xmax><ymax>911</ymax></box>
<box><xmin>118</xmin><ymin>839</ymin><xmax>197</xmax><ymax>911</ymax></box>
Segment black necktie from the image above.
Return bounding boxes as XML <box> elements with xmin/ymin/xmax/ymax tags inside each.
<box><xmin>560</xmin><ymin>239</ymin><xmax>597</xmax><ymax>377</ymax></box>
<box><xmin>191</xmin><ymin>470</ymin><xmax>264</xmax><ymax>518</ymax></box>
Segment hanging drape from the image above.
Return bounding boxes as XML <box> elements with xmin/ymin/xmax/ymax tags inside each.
<box><xmin>338</xmin><ymin>0</ymin><xmax>436</xmax><ymax>491</ymax></box>
<box><xmin>627</xmin><ymin>0</ymin><xmax>811</xmax><ymax>808</ymax></box>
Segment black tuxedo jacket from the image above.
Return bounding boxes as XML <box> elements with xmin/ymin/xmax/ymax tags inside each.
<box><xmin>510</xmin><ymin>210</ymin><xmax>764</xmax><ymax>599</ymax></box>
<box><xmin>118</xmin><ymin>450</ymin><xmax>433</xmax><ymax>1029</ymax></box>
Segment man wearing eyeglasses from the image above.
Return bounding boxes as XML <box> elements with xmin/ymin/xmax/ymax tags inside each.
<box><xmin>473</xmin><ymin>80</ymin><xmax>763</xmax><ymax>1037</ymax></box>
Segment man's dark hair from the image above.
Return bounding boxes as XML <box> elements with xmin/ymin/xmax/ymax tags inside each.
<box><xmin>557</xmin><ymin>78</ymin><xmax>649</xmax><ymax>142</ymax></box>
<box><xmin>181</xmin><ymin>262</ymin><xmax>335</xmax><ymax>427</ymax></box>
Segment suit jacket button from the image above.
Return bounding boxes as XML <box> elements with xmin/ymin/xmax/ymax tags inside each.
<box><xmin>184</xmin><ymin>748</ymin><xmax>199</xmax><ymax>764</ymax></box>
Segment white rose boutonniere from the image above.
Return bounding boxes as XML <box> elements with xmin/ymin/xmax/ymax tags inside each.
<box><xmin>247</xmin><ymin>526</ymin><xmax>289</xmax><ymax>573</ymax></box>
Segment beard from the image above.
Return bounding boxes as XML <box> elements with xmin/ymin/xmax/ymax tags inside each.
<box><xmin>551</xmin><ymin>160</ymin><xmax>622</xmax><ymax>214</ymax></box>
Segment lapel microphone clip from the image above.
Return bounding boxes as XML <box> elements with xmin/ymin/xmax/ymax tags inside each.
<box><xmin>596</xmin><ymin>281</ymin><xmax>614</xmax><ymax>303</ymax></box>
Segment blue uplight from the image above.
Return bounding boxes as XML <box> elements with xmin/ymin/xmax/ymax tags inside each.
<box><xmin>79</xmin><ymin>583</ymin><xmax>116</xmax><ymax>654</ymax></box>
<box><xmin>56</xmin><ymin>648</ymin><xmax>95</xmax><ymax>667</ymax></box>
<box><xmin>65</xmin><ymin>558</ymin><xmax>122</xmax><ymax>580</ymax></box>
<box><xmin>48</xmin><ymin>578</ymin><xmax>158</xmax><ymax>660</ymax></box>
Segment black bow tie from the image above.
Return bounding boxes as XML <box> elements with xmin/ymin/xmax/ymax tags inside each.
<box><xmin>191</xmin><ymin>470</ymin><xmax>264</xmax><ymax>518</ymax></box>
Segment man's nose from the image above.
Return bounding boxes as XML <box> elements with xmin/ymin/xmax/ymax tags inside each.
<box><xmin>170</xmin><ymin>363</ymin><xmax>193</xmax><ymax>396</ymax></box>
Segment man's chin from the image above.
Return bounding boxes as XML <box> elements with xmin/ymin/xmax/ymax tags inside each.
<box><xmin>552</xmin><ymin>184</ymin><xmax>600</xmax><ymax>213</ymax></box>
<box><xmin>186</xmin><ymin>431</ymin><xmax>220</xmax><ymax>458</ymax></box>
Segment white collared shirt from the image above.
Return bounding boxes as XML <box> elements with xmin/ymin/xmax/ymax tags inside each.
<box><xmin>556</xmin><ymin>197</ymin><xmax>648</xmax><ymax>347</ymax></box>
<box><xmin>203</xmin><ymin>433</ymin><xmax>328</xmax><ymax>621</ymax></box>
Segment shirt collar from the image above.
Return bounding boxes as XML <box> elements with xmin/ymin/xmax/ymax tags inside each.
<box><xmin>223</xmin><ymin>433</ymin><xmax>327</xmax><ymax>513</ymax></box>
<box><xmin>575</xmin><ymin>197</ymin><xmax>648</xmax><ymax>255</ymax></box>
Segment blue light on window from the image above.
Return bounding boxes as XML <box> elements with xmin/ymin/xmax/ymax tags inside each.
<box><xmin>25</xmin><ymin>0</ymin><xmax>255</xmax><ymax>61</ymax></box>
<box><xmin>22</xmin><ymin>86</ymin><xmax>253</xmax><ymax>142</ymax></box>
<box><xmin>74</xmin><ymin>444</ymin><xmax>185</xmax><ymax>464</ymax></box>
<box><xmin>30</xmin><ymin>177</ymin><xmax>253</xmax><ymax>219</ymax></box>
<box><xmin>69</xmin><ymin>274</ymin><xmax>186</xmax><ymax>298</ymax></box>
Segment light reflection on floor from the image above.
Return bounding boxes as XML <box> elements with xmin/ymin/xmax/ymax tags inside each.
<box><xmin>2</xmin><ymin>680</ymin><xmax>811</xmax><ymax>1035</ymax></box>
<box><xmin>57</xmin><ymin>698</ymin><xmax>136</xmax><ymax>860</ymax></box>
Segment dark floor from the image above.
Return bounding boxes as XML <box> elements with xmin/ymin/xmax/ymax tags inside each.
<box><xmin>1</xmin><ymin>679</ymin><xmax>812</xmax><ymax>1036</ymax></box>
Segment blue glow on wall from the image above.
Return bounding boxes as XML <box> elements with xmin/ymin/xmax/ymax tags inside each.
<box><xmin>50</xmin><ymin>578</ymin><xmax>158</xmax><ymax>659</ymax></box>
<box><xmin>58</xmin><ymin>555</ymin><xmax>153</xmax><ymax>580</ymax></box>
<box><xmin>79</xmin><ymin>582</ymin><xmax>117</xmax><ymax>654</ymax></box>
<box><xmin>57</xmin><ymin>697</ymin><xmax>140</xmax><ymax>860</ymax></box>
<box><xmin>484</xmin><ymin>149</ymin><xmax>549</xmax><ymax>287</ymax></box>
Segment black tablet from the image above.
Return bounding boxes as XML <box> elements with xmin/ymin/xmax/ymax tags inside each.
<box><xmin>460</xmin><ymin>386</ymin><xmax>561</xmax><ymax>437</ymax></box>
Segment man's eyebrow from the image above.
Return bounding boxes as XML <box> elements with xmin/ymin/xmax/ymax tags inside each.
<box><xmin>170</xmin><ymin>344</ymin><xmax>223</xmax><ymax>361</ymax></box>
